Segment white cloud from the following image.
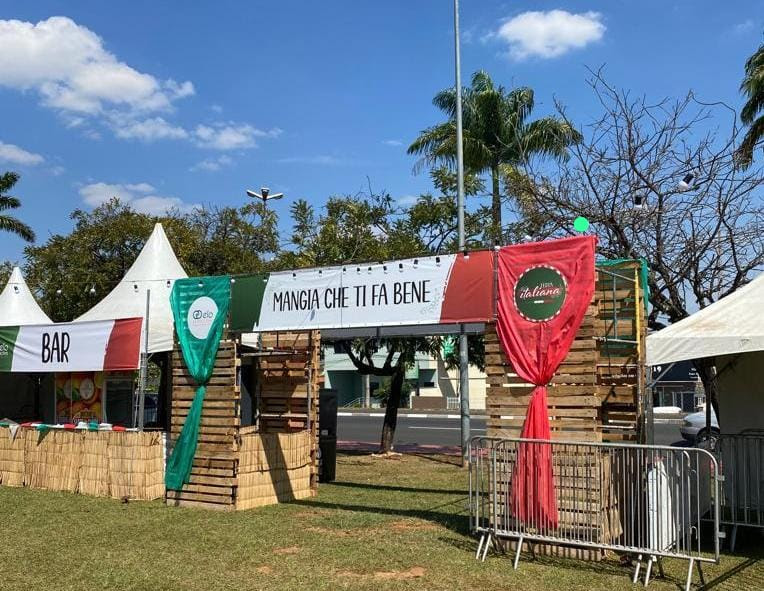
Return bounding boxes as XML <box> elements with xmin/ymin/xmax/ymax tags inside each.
<box><xmin>49</xmin><ymin>165</ymin><xmax>66</xmax><ymax>176</ymax></box>
<box><xmin>383</xmin><ymin>139</ymin><xmax>403</xmax><ymax>147</ymax></box>
<box><xmin>78</xmin><ymin>181</ymin><xmax>197</xmax><ymax>214</ymax></box>
<box><xmin>733</xmin><ymin>19</ymin><xmax>756</xmax><ymax>35</ymax></box>
<box><xmin>0</xmin><ymin>17</ymin><xmax>283</xmax><ymax>151</ymax></box>
<box><xmin>0</xmin><ymin>17</ymin><xmax>194</xmax><ymax>116</ymax></box>
<box><xmin>190</xmin><ymin>154</ymin><xmax>234</xmax><ymax>172</ymax></box>
<box><xmin>193</xmin><ymin>123</ymin><xmax>282</xmax><ymax>150</ymax></box>
<box><xmin>490</xmin><ymin>10</ymin><xmax>605</xmax><ymax>60</ymax></box>
<box><xmin>0</xmin><ymin>140</ymin><xmax>44</xmax><ymax>165</ymax></box>
<box><xmin>109</xmin><ymin>115</ymin><xmax>188</xmax><ymax>141</ymax></box>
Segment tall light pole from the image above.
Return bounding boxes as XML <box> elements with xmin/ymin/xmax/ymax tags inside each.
<box><xmin>454</xmin><ymin>0</ymin><xmax>470</xmax><ymax>466</ymax></box>
<box><xmin>246</xmin><ymin>187</ymin><xmax>284</xmax><ymax>206</ymax></box>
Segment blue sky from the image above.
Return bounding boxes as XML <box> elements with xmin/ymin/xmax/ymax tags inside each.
<box><xmin>0</xmin><ymin>1</ymin><xmax>762</xmax><ymax>262</ymax></box>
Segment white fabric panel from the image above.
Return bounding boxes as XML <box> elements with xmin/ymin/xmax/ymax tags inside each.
<box><xmin>646</xmin><ymin>271</ymin><xmax>764</xmax><ymax>365</ymax></box>
<box><xmin>716</xmin><ymin>351</ymin><xmax>764</xmax><ymax>435</ymax></box>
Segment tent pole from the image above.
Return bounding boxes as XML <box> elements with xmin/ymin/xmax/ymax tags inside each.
<box><xmin>137</xmin><ymin>289</ymin><xmax>150</xmax><ymax>430</ymax></box>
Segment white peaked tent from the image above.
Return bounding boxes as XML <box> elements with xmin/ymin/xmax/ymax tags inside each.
<box><xmin>0</xmin><ymin>266</ymin><xmax>52</xmax><ymax>327</ymax></box>
<box><xmin>76</xmin><ymin>223</ymin><xmax>187</xmax><ymax>354</ymax></box>
<box><xmin>647</xmin><ymin>271</ymin><xmax>764</xmax><ymax>366</ymax></box>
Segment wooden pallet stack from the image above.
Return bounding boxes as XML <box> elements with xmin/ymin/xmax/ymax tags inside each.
<box><xmin>255</xmin><ymin>330</ymin><xmax>320</xmax><ymax>492</ymax></box>
<box><xmin>166</xmin><ymin>340</ymin><xmax>240</xmax><ymax>510</ymax></box>
<box><xmin>485</xmin><ymin>261</ymin><xmax>645</xmax><ymax>558</ymax></box>
<box><xmin>166</xmin><ymin>331</ymin><xmax>320</xmax><ymax>511</ymax></box>
<box><xmin>485</xmin><ymin>262</ymin><xmax>645</xmax><ymax>443</ymax></box>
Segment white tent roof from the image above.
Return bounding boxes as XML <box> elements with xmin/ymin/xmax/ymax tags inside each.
<box><xmin>0</xmin><ymin>267</ymin><xmax>52</xmax><ymax>327</ymax></box>
<box><xmin>75</xmin><ymin>223</ymin><xmax>187</xmax><ymax>353</ymax></box>
<box><xmin>647</xmin><ymin>271</ymin><xmax>764</xmax><ymax>366</ymax></box>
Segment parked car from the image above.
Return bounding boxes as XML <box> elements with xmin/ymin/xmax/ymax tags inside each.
<box><xmin>680</xmin><ymin>405</ymin><xmax>719</xmax><ymax>444</ymax></box>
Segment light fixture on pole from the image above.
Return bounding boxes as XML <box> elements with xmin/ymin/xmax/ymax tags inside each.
<box><xmin>246</xmin><ymin>187</ymin><xmax>284</xmax><ymax>205</ymax></box>
<box><xmin>453</xmin><ymin>0</ymin><xmax>470</xmax><ymax>467</ymax></box>
<box><xmin>677</xmin><ymin>173</ymin><xmax>695</xmax><ymax>192</ymax></box>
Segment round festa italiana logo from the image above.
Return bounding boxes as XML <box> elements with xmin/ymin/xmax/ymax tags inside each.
<box><xmin>514</xmin><ymin>265</ymin><xmax>568</xmax><ymax>322</ymax></box>
<box><xmin>187</xmin><ymin>296</ymin><xmax>218</xmax><ymax>340</ymax></box>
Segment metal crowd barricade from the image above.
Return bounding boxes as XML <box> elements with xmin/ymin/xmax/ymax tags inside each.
<box><xmin>469</xmin><ymin>437</ymin><xmax>721</xmax><ymax>591</ymax></box>
<box><xmin>715</xmin><ymin>430</ymin><xmax>764</xmax><ymax>550</ymax></box>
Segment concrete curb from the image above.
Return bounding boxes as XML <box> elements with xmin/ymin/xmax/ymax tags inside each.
<box><xmin>337</xmin><ymin>412</ymin><xmax>684</xmax><ymax>426</ymax></box>
<box><xmin>337</xmin><ymin>412</ymin><xmax>484</xmax><ymax>419</ymax></box>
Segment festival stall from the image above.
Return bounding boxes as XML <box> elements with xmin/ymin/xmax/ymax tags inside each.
<box><xmin>0</xmin><ymin>317</ymin><xmax>165</xmax><ymax>500</ymax></box>
<box><xmin>0</xmin><ymin>267</ymin><xmax>54</xmax><ymax>422</ymax></box>
<box><xmin>647</xmin><ymin>270</ymin><xmax>764</xmax><ymax>433</ymax></box>
<box><xmin>0</xmin><ymin>225</ymin><xmax>186</xmax><ymax>501</ymax></box>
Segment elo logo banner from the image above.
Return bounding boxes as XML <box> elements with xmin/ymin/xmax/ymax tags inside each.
<box><xmin>187</xmin><ymin>296</ymin><xmax>219</xmax><ymax>339</ymax></box>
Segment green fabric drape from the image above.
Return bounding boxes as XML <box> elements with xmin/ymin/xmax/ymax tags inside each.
<box><xmin>596</xmin><ymin>257</ymin><xmax>651</xmax><ymax>313</ymax></box>
<box><xmin>165</xmin><ymin>276</ymin><xmax>230</xmax><ymax>491</ymax></box>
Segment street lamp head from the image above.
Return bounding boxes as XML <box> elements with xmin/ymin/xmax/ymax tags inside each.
<box><xmin>261</xmin><ymin>187</ymin><xmax>270</xmax><ymax>198</ymax></box>
<box><xmin>246</xmin><ymin>189</ymin><xmax>262</xmax><ymax>199</ymax></box>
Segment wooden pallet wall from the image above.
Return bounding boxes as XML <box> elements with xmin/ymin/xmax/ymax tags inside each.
<box><xmin>166</xmin><ymin>340</ymin><xmax>239</xmax><ymax>510</ymax></box>
<box><xmin>486</xmin><ymin>262</ymin><xmax>646</xmax><ymax>443</ymax></box>
<box><xmin>255</xmin><ymin>331</ymin><xmax>320</xmax><ymax>493</ymax></box>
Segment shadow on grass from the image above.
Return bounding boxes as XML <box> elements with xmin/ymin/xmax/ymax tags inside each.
<box><xmin>408</xmin><ymin>453</ymin><xmax>462</xmax><ymax>466</ymax></box>
<box><xmin>291</xmin><ymin>495</ymin><xmax>472</xmax><ymax>535</ymax></box>
<box><xmin>703</xmin><ymin>556</ymin><xmax>761</xmax><ymax>589</ymax></box>
<box><xmin>328</xmin><ymin>481</ymin><xmax>465</xmax><ymax>496</ymax></box>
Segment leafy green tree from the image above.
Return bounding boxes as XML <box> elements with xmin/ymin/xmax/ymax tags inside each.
<box><xmin>23</xmin><ymin>198</ymin><xmax>278</xmax><ymax>321</ymax></box>
<box><xmin>408</xmin><ymin>70</ymin><xmax>580</xmax><ymax>244</ymax></box>
<box><xmin>0</xmin><ymin>172</ymin><xmax>35</xmax><ymax>243</ymax></box>
<box><xmin>737</xmin><ymin>43</ymin><xmax>764</xmax><ymax>168</ymax></box>
<box><xmin>0</xmin><ymin>261</ymin><xmax>13</xmax><ymax>287</ymax></box>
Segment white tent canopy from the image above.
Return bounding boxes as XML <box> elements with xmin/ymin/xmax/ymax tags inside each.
<box><xmin>75</xmin><ymin>223</ymin><xmax>187</xmax><ymax>353</ymax></box>
<box><xmin>647</xmin><ymin>271</ymin><xmax>764</xmax><ymax>366</ymax></box>
<box><xmin>0</xmin><ymin>267</ymin><xmax>52</xmax><ymax>327</ymax></box>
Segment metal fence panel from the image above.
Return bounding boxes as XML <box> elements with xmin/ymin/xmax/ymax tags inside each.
<box><xmin>469</xmin><ymin>437</ymin><xmax>721</xmax><ymax>590</ymax></box>
<box><xmin>715</xmin><ymin>431</ymin><xmax>764</xmax><ymax>550</ymax></box>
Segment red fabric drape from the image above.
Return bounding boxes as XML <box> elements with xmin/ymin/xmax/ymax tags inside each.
<box><xmin>495</xmin><ymin>236</ymin><xmax>596</xmax><ymax>528</ymax></box>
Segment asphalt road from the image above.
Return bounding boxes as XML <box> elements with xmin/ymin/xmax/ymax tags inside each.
<box><xmin>338</xmin><ymin>414</ymin><xmax>685</xmax><ymax>448</ymax></box>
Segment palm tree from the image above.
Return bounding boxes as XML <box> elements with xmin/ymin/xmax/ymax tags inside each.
<box><xmin>737</xmin><ymin>43</ymin><xmax>764</xmax><ymax>169</ymax></box>
<box><xmin>0</xmin><ymin>172</ymin><xmax>35</xmax><ymax>242</ymax></box>
<box><xmin>408</xmin><ymin>71</ymin><xmax>580</xmax><ymax>245</ymax></box>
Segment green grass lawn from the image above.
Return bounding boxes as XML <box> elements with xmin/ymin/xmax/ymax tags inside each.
<box><xmin>1</xmin><ymin>452</ymin><xmax>763</xmax><ymax>590</ymax></box>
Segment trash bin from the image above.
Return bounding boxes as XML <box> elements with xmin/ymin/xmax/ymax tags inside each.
<box><xmin>319</xmin><ymin>388</ymin><xmax>338</xmax><ymax>483</ymax></box>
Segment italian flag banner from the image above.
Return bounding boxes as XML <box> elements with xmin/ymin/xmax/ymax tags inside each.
<box><xmin>0</xmin><ymin>318</ymin><xmax>143</xmax><ymax>373</ymax></box>
<box><xmin>229</xmin><ymin>251</ymin><xmax>494</xmax><ymax>332</ymax></box>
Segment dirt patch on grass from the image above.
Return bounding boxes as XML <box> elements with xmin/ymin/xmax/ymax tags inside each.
<box><xmin>336</xmin><ymin>567</ymin><xmax>426</xmax><ymax>581</ymax></box>
<box><xmin>272</xmin><ymin>546</ymin><xmax>301</xmax><ymax>555</ymax></box>
<box><xmin>388</xmin><ymin>519</ymin><xmax>439</xmax><ymax>532</ymax></box>
<box><xmin>256</xmin><ymin>566</ymin><xmax>273</xmax><ymax>574</ymax></box>
<box><xmin>374</xmin><ymin>566</ymin><xmax>426</xmax><ymax>580</ymax></box>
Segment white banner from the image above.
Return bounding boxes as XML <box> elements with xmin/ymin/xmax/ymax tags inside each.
<box><xmin>258</xmin><ymin>254</ymin><xmax>456</xmax><ymax>331</ymax></box>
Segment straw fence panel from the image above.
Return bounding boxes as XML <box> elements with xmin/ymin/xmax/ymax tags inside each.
<box><xmin>235</xmin><ymin>431</ymin><xmax>312</xmax><ymax>510</ymax></box>
<box><xmin>0</xmin><ymin>427</ymin><xmax>26</xmax><ymax>487</ymax></box>
<box><xmin>0</xmin><ymin>427</ymin><xmax>164</xmax><ymax>500</ymax></box>
<box><xmin>79</xmin><ymin>431</ymin><xmax>110</xmax><ymax>497</ymax></box>
<box><xmin>108</xmin><ymin>431</ymin><xmax>165</xmax><ymax>501</ymax></box>
<box><xmin>24</xmin><ymin>430</ymin><xmax>82</xmax><ymax>492</ymax></box>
